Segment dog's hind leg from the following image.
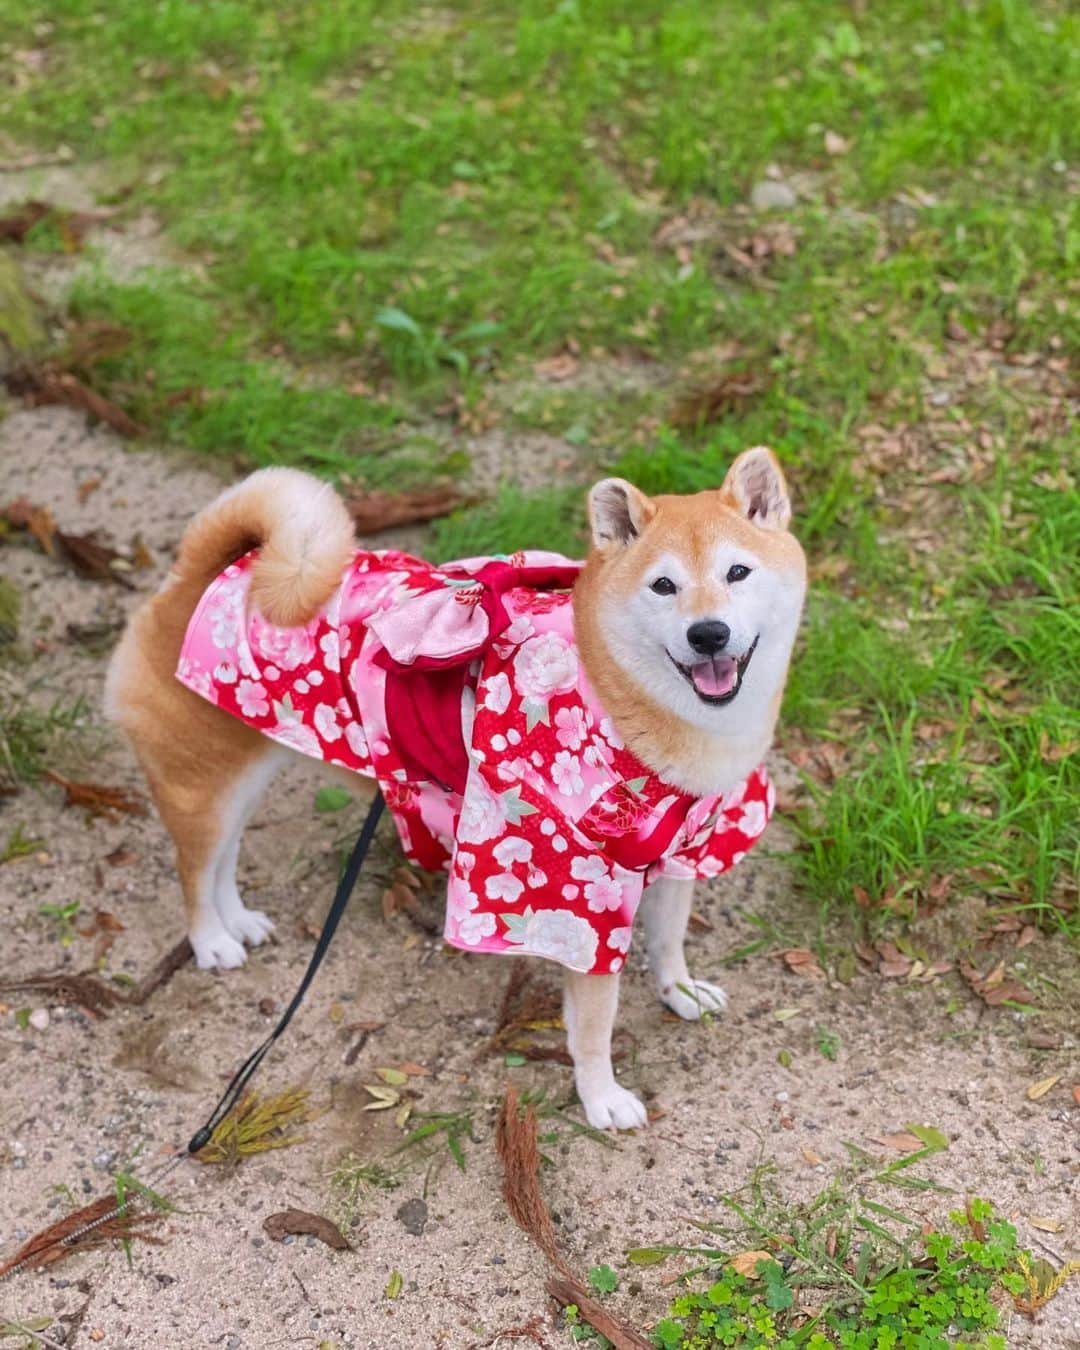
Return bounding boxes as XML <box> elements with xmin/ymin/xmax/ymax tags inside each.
<box><xmin>209</xmin><ymin>748</ymin><xmax>288</xmax><ymax>949</ymax></box>
<box><xmin>639</xmin><ymin>875</ymin><xmax>727</xmax><ymax>1020</ymax></box>
<box><xmin>137</xmin><ymin>738</ymin><xmax>283</xmax><ymax>971</ymax></box>
<box><xmin>563</xmin><ymin>970</ymin><xmax>647</xmax><ymax>1131</ymax></box>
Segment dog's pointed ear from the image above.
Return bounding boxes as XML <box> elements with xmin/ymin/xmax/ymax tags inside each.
<box><xmin>722</xmin><ymin>446</ymin><xmax>791</xmax><ymax>530</ymax></box>
<box><xmin>588</xmin><ymin>478</ymin><xmax>656</xmax><ymax>547</ymax></box>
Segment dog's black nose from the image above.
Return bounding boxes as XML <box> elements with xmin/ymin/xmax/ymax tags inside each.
<box><xmin>686</xmin><ymin>620</ymin><xmax>730</xmax><ymax>655</ymax></box>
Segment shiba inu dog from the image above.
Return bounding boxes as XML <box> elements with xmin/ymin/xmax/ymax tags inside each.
<box><xmin>106</xmin><ymin>448</ymin><xmax>806</xmax><ymax>1130</ymax></box>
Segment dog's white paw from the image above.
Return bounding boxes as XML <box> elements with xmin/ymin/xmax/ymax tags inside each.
<box><xmin>662</xmin><ymin>978</ymin><xmax>728</xmax><ymax>1021</ymax></box>
<box><xmin>223</xmin><ymin>905</ymin><xmax>275</xmax><ymax>947</ymax></box>
<box><xmin>191</xmin><ymin>924</ymin><xmax>248</xmax><ymax>971</ymax></box>
<box><xmin>581</xmin><ymin>1083</ymin><xmax>648</xmax><ymax>1132</ymax></box>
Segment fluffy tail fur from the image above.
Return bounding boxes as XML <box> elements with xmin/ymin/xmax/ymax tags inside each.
<box><xmin>173</xmin><ymin>467</ymin><xmax>356</xmax><ymax>627</ymax></box>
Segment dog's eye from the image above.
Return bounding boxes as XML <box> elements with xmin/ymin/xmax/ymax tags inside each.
<box><xmin>650</xmin><ymin>576</ymin><xmax>677</xmax><ymax>596</ymax></box>
<box><xmin>726</xmin><ymin>564</ymin><xmax>752</xmax><ymax>584</ymax></box>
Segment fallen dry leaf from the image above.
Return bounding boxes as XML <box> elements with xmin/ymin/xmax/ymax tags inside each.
<box><xmin>4</xmin><ymin>362</ymin><xmax>145</xmax><ymax>437</ymax></box>
<box><xmin>1026</xmin><ymin>1074</ymin><xmax>1061</xmax><ymax>1101</ymax></box>
<box><xmin>56</xmin><ymin>530</ymin><xmax>136</xmax><ymax>588</ymax></box>
<box><xmin>263</xmin><ymin>1208</ymin><xmax>351</xmax><ymax>1250</ymax></box>
<box><xmin>533</xmin><ymin>352</ymin><xmax>580</xmax><ymax>382</ymax></box>
<box><xmin>801</xmin><ymin>1146</ymin><xmax>823</xmax><ymax>1166</ymax></box>
<box><xmin>729</xmin><ymin>1250</ymin><xmax>774</xmax><ymax>1278</ymax></box>
<box><xmin>958</xmin><ymin>958</ymin><xmax>1032</xmax><ymax>1008</ymax></box>
<box><xmin>870</xmin><ymin>1133</ymin><xmax>924</xmax><ymax>1153</ymax></box>
<box><xmin>344</xmin><ymin>485</ymin><xmax>472</xmax><ymax>534</ymax></box>
<box><xmin>1028</xmin><ymin>1216</ymin><xmax>1064</xmax><ymax>1234</ymax></box>
<box><xmin>3</xmin><ymin>496</ymin><xmax>57</xmax><ymax>553</ymax></box>
<box><xmin>669</xmin><ymin>370</ymin><xmax>768</xmax><ymax>428</ymax></box>
<box><xmin>45</xmin><ymin>771</ymin><xmax>147</xmax><ymax>820</ymax></box>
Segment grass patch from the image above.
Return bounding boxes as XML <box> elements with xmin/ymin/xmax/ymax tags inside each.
<box><xmin>0</xmin><ymin>2</ymin><xmax>1076</xmax><ymax>932</ymax></box>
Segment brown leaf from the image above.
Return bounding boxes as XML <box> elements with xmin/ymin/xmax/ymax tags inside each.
<box><xmin>801</xmin><ymin>1146</ymin><xmax>822</xmax><ymax>1166</ymax></box>
<box><xmin>1028</xmin><ymin>1216</ymin><xmax>1064</xmax><ymax>1234</ymax></box>
<box><xmin>0</xmin><ymin>200</ymin><xmax>51</xmax><ymax>242</ymax></box>
<box><xmin>4</xmin><ymin>362</ymin><xmax>145</xmax><ymax>437</ymax></box>
<box><xmin>870</xmin><ymin>1133</ymin><xmax>924</xmax><ymax>1153</ymax></box>
<box><xmin>669</xmin><ymin>371</ymin><xmax>768</xmax><ymax>428</ymax></box>
<box><xmin>0</xmin><ymin>1193</ymin><xmax>164</xmax><ymax>1278</ymax></box>
<box><xmin>3</xmin><ymin>496</ymin><xmax>57</xmax><ymax>553</ymax></box>
<box><xmin>958</xmin><ymin>958</ymin><xmax>1033</xmax><ymax>1008</ymax></box>
<box><xmin>1026</xmin><ymin>1075</ymin><xmax>1061</xmax><ymax>1102</ymax></box>
<box><xmin>76</xmin><ymin>476</ymin><xmax>102</xmax><ymax>502</ymax></box>
<box><xmin>533</xmin><ymin>352</ymin><xmax>580</xmax><ymax>382</ymax></box>
<box><xmin>344</xmin><ymin>486</ymin><xmax>471</xmax><ymax>534</ymax></box>
<box><xmin>45</xmin><ymin>771</ymin><xmax>147</xmax><ymax>820</ymax></box>
<box><xmin>729</xmin><ymin>1250</ymin><xmax>774</xmax><ymax>1278</ymax></box>
<box><xmin>105</xmin><ymin>846</ymin><xmax>137</xmax><ymax>867</ymax></box>
<box><xmin>55</xmin><ymin>530</ymin><xmax>136</xmax><ymax>588</ymax></box>
<box><xmin>263</xmin><ymin>1208</ymin><xmax>351</xmax><ymax>1251</ymax></box>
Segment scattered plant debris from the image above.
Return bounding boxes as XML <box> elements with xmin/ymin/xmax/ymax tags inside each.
<box><xmin>44</xmin><ymin>769</ymin><xmax>146</xmax><ymax>819</ymax></box>
<box><xmin>194</xmin><ymin>1088</ymin><xmax>317</xmax><ymax>1165</ymax></box>
<box><xmin>669</xmin><ymin>369</ymin><xmax>768</xmax><ymax>428</ymax></box>
<box><xmin>496</xmin><ymin>1086</ymin><xmax>652</xmax><ymax>1349</ymax></box>
<box><xmin>3</xmin><ymin>362</ymin><xmax>145</xmax><ymax>437</ymax></box>
<box><xmin>0</xmin><ymin>938</ymin><xmax>192</xmax><ymax>1018</ymax></box>
<box><xmin>0</xmin><ymin>1192</ymin><xmax>165</xmax><ymax>1280</ymax></box>
<box><xmin>344</xmin><ymin>485</ymin><xmax>473</xmax><ymax>533</ymax></box>
<box><xmin>0</xmin><ymin>199</ymin><xmax>112</xmax><ymax>249</ymax></box>
<box><xmin>958</xmin><ymin>957</ymin><xmax>1033</xmax><ymax>1008</ymax></box>
<box><xmin>262</xmin><ymin>1208</ymin><xmax>351</xmax><ymax>1251</ymax></box>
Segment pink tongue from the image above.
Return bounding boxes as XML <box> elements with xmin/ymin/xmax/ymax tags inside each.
<box><xmin>690</xmin><ymin>654</ymin><xmax>737</xmax><ymax>697</ymax></box>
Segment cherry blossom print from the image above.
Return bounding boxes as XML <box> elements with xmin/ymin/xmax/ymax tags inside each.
<box><xmin>457</xmin><ymin>912</ymin><xmax>498</xmax><ymax>946</ymax></box>
<box><xmin>482</xmin><ymin>672</ymin><xmax>512</xmax><ymax>714</ymax></box>
<box><xmin>485</xmin><ymin>872</ymin><xmax>524</xmax><ymax>904</ymax></box>
<box><xmin>584</xmin><ymin>875</ymin><xmax>625</xmax><ymax>914</ymax></box>
<box><xmin>607</xmin><ymin>926</ymin><xmax>633</xmax><ymax>954</ymax></box>
<box><xmin>550</xmin><ymin>751</ymin><xmax>584</xmax><ymax>796</ymax></box>
<box><xmin>493</xmin><ymin>836</ymin><xmax>533</xmax><ymax>867</ymax></box>
<box><xmin>236</xmin><ymin>679</ymin><xmax>270</xmax><ymax>718</ymax></box>
<box><xmin>177</xmin><ymin>546</ymin><xmax>775</xmax><ymax>977</ymax></box>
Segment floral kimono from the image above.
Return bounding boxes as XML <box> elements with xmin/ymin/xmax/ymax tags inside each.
<box><xmin>176</xmin><ymin>548</ymin><xmax>774</xmax><ymax>974</ymax></box>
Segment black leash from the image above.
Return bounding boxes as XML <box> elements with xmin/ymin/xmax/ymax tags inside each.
<box><xmin>187</xmin><ymin>791</ymin><xmax>385</xmax><ymax>1154</ymax></box>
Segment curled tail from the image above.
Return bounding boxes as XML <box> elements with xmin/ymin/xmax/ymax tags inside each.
<box><xmin>174</xmin><ymin>467</ymin><xmax>356</xmax><ymax>627</ymax></box>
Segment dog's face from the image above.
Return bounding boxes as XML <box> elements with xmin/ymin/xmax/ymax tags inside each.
<box><xmin>585</xmin><ymin>448</ymin><xmax>807</xmax><ymax>734</ymax></box>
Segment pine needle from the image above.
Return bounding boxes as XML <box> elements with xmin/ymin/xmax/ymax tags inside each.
<box><xmin>193</xmin><ymin>1088</ymin><xmax>317</xmax><ymax>1165</ymax></box>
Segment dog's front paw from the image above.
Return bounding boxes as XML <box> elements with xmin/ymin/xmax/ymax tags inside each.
<box><xmin>580</xmin><ymin>1083</ymin><xmax>648</xmax><ymax>1132</ymax></box>
<box><xmin>191</xmin><ymin>925</ymin><xmax>248</xmax><ymax>971</ymax></box>
<box><xmin>223</xmin><ymin>905</ymin><xmax>275</xmax><ymax>947</ymax></box>
<box><xmin>662</xmin><ymin>978</ymin><xmax>728</xmax><ymax>1021</ymax></box>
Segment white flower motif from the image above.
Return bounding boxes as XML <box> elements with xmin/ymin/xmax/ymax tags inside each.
<box><xmin>551</xmin><ymin>836</ymin><xmax>568</xmax><ymax>853</ymax></box>
<box><xmin>585</xmin><ymin>876</ymin><xmax>625</xmax><ymax>914</ymax></box>
<box><xmin>494</xmin><ymin>837</ymin><xmax>533</xmax><ymax>867</ymax></box>
<box><xmin>505</xmin><ymin>615</ymin><xmax>535</xmax><ymax>645</ymax></box>
<box><xmin>308</xmin><ymin>669</ymin><xmax>324</xmax><ymax>687</ymax></box>
<box><xmin>526</xmin><ymin>868</ymin><xmax>548</xmax><ymax>890</ymax></box>
<box><xmin>513</xmin><ymin>633</ymin><xmax>578</xmax><ymax>700</ymax></box>
<box><xmin>264</xmin><ymin>664</ymin><xmax>280</xmax><ymax>682</ymax></box>
<box><xmin>485</xmin><ymin>872</ymin><xmax>524</xmax><ymax>903</ymax></box>
<box><xmin>696</xmin><ymin>854</ymin><xmax>728</xmax><ymax>878</ymax></box>
<box><xmin>252</xmin><ymin>619</ymin><xmax>316</xmax><ymax>671</ymax></box>
<box><xmin>213</xmin><ymin>661</ymin><xmax>237</xmax><ymax>685</ymax></box>
<box><xmin>570</xmin><ymin>855</ymin><xmax>608</xmax><ymax>882</ymax></box>
<box><xmin>455</xmin><ymin>850</ymin><xmax>476</xmax><ymax>876</ymax></box>
<box><xmin>177</xmin><ymin>658</ymin><xmax>214</xmax><ymax>700</ymax></box>
<box><xmin>313</xmin><ymin>703</ymin><xmax>343</xmax><ymax>743</ymax></box>
<box><xmin>766</xmin><ymin>779</ymin><xmax>776</xmax><ymax>814</ymax></box>
<box><xmin>561</xmin><ymin>884</ymin><xmax>579</xmax><ymax>901</ymax></box>
<box><xmin>446</xmin><ymin>882</ymin><xmax>479</xmax><ymax>918</ymax></box>
<box><xmin>738</xmin><ymin>800</ymin><xmax>768</xmax><ymax>838</ymax></box>
<box><xmin>319</xmin><ymin>630</ymin><xmax>341</xmax><ymax>673</ymax></box>
<box><xmin>607</xmin><ymin>926</ymin><xmax>633</xmax><ymax>954</ymax></box>
<box><xmin>457</xmin><ymin>912</ymin><xmax>497</xmax><ymax>946</ymax></box>
<box><xmin>609</xmin><ymin>957</ymin><xmax>624</xmax><ymax>973</ymax></box>
<box><xmin>208</xmin><ymin>600</ymin><xmax>240</xmax><ymax>651</ymax></box>
<box><xmin>345</xmin><ymin>721</ymin><xmax>368</xmax><ymax>759</ymax></box>
<box><xmin>540</xmin><ymin>818</ymin><xmax>557</xmax><ymax>836</ymax></box>
<box><xmin>457</xmin><ymin>779</ymin><xmax>504</xmax><ymax>844</ymax></box>
<box><xmin>551</xmin><ymin>751</ymin><xmax>584</xmax><ymax>797</ymax></box>
<box><xmin>482</xmin><ymin>672</ymin><xmax>512</xmax><ymax>715</ymax></box>
<box><xmin>518</xmin><ymin>910</ymin><xmax>598</xmax><ymax>971</ymax></box>
<box><xmin>598</xmin><ymin>716</ymin><xmax>623</xmax><ymax>750</ymax></box>
<box><xmin>269</xmin><ymin>718</ymin><xmax>321</xmax><ymax>757</ymax></box>
<box><xmin>554</xmin><ymin>705</ymin><xmax>587</xmax><ymax>750</ymax></box>
<box><xmin>236</xmin><ymin>679</ymin><xmax>270</xmax><ymax>718</ymax></box>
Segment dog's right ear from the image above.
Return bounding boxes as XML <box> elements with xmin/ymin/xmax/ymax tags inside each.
<box><xmin>588</xmin><ymin>478</ymin><xmax>656</xmax><ymax>548</ymax></box>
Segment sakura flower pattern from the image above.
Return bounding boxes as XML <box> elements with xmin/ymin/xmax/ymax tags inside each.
<box><xmin>177</xmin><ymin>546</ymin><xmax>774</xmax><ymax>976</ymax></box>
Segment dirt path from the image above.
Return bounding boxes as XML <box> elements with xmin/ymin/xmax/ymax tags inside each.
<box><xmin>1</xmin><ymin>411</ymin><xmax>1077</xmax><ymax>1348</ymax></box>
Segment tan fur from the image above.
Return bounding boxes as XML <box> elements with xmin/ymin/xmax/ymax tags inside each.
<box><xmin>105</xmin><ymin>468</ymin><xmax>357</xmax><ymax>947</ymax></box>
<box><xmin>576</xmin><ymin>456</ymin><xmax>805</xmax><ymax>790</ymax></box>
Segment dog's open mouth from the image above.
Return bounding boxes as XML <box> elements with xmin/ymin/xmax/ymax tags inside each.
<box><xmin>669</xmin><ymin>636</ymin><xmax>759</xmax><ymax>706</ymax></box>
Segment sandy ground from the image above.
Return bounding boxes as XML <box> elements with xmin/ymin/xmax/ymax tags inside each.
<box><xmin>0</xmin><ymin>407</ymin><xmax>1077</xmax><ymax>1349</ymax></box>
